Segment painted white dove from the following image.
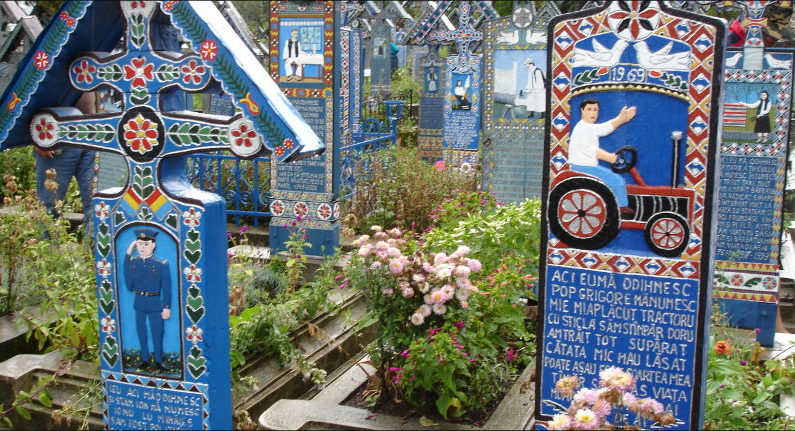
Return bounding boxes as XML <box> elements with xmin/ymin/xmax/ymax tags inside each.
<box><xmin>635</xmin><ymin>40</ymin><xmax>691</xmax><ymax>71</ymax></box>
<box><xmin>725</xmin><ymin>52</ymin><xmax>742</xmax><ymax>68</ymax></box>
<box><xmin>764</xmin><ymin>53</ymin><xmax>792</xmax><ymax>69</ymax></box>
<box><xmin>571</xmin><ymin>38</ymin><xmax>628</xmax><ymax>67</ymax></box>
<box><xmin>525</xmin><ymin>30</ymin><xmax>546</xmax><ymax>44</ymax></box>
<box><xmin>496</xmin><ymin>29</ymin><xmax>520</xmax><ymax>45</ymax></box>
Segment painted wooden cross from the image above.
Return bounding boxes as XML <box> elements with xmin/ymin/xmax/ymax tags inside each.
<box><xmin>402</xmin><ymin>1</ymin><xmax>497</xmax><ymax>163</ymax></box>
<box><xmin>3</xmin><ymin>1</ymin><xmax>322</xmax><ymax>429</ymax></box>
<box><xmin>429</xmin><ymin>2</ymin><xmax>484</xmax><ymax>73</ymax></box>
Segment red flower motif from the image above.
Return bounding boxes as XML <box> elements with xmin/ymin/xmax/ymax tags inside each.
<box><xmin>294</xmin><ymin>202</ymin><xmax>308</xmax><ymax>218</ymax></box>
<box><xmin>181</xmin><ymin>59</ymin><xmax>205</xmax><ymax>84</ymax></box>
<box><xmin>317</xmin><ymin>203</ymin><xmax>331</xmax><ymax>220</ymax></box>
<box><xmin>163</xmin><ymin>1</ymin><xmax>179</xmax><ymax>11</ymax></box>
<box><xmin>35</xmin><ymin>118</ymin><xmax>54</xmax><ymax>140</ymax></box>
<box><xmin>182</xmin><ymin>208</ymin><xmax>202</xmax><ymax>227</ymax></box>
<box><xmin>186</xmin><ymin>325</ymin><xmax>203</xmax><ymax>342</ymax></box>
<box><xmin>97</xmin><ymin>259</ymin><xmax>112</xmax><ymax>277</ymax></box>
<box><xmin>33</xmin><ymin>51</ymin><xmax>50</xmax><ymax>70</ymax></box>
<box><xmin>184</xmin><ymin>265</ymin><xmax>202</xmax><ymax>282</ymax></box>
<box><xmin>60</xmin><ymin>11</ymin><xmax>69</xmax><ymax>20</ymax></box>
<box><xmin>123</xmin><ymin>57</ymin><xmax>154</xmax><ymax>88</ymax></box>
<box><xmin>232</xmin><ymin>123</ymin><xmax>257</xmax><ymax>148</ymax></box>
<box><xmin>94</xmin><ymin>202</ymin><xmax>110</xmax><ymax>220</ymax></box>
<box><xmin>274</xmin><ymin>146</ymin><xmax>285</xmax><ymax>157</ymax></box>
<box><xmin>66</xmin><ymin>17</ymin><xmax>75</xmax><ymax>26</ymax></box>
<box><xmin>270</xmin><ymin>200</ymin><xmax>285</xmax><ymax>216</ymax></box>
<box><xmin>762</xmin><ymin>277</ymin><xmax>776</xmax><ymax>290</ymax></box>
<box><xmin>283</xmin><ymin>138</ymin><xmax>294</xmax><ymax>149</ymax></box>
<box><xmin>199</xmin><ymin>40</ymin><xmax>218</xmax><ymax>61</ymax></box>
<box><xmin>131</xmin><ymin>1</ymin><xmax>146</xmax><ymax>8</ymax></box>
<box><xmin>730</xmin><ymin>274</ymin><xmax>744</xmax><ymax>287</ymax></box>
<box><xmin>73</xmin><ymin>59</ymin><xmax>96</xmax><ymax>84</ymax></box>
<box><xmin>123</xmin><ymin>113</ymin><xmax>159</xmax><ymax>154</ymax></box>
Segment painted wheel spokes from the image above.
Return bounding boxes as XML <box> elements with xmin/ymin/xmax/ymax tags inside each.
<box><xmin>558</xmin><ymin>190</ymin><xmax>607</xmax><ymax>238</ymax></box>
<box><xmin>651</xmin><ymin>218</ymin><xmax>684</xmax><ymax>249</ymax></box>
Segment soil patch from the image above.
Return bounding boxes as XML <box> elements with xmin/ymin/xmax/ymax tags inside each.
<box><xmin>341</xmin><ymin>373</ymin><xmax>518</xmax><ymax>427</ymax></box>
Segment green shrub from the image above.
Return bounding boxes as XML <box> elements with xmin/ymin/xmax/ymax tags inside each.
<box><xmin>705</xmin><ymin>312</ymin><xmax>795</xmax><ymax>430</ymax></box>
<box><xmin>0</xmin><ymin>147</ymin><xmax>36</xmax><ymax>203</ymax></box>
<box><xmin>343</xmin><ymin>146</ymin><xmax>477</xmax><ymax>235</ymax></box>
<box><xmin>422</xmin><ymin>198</ymin><xmax>542</xmax><ymax>276</ymax></box>
<box><xmin>244</xmin><ymin>266</ymin><xmax>287</xmax><ymax>305</ymax></box>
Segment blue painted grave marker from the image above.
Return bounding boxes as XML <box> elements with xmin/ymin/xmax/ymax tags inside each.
<box><xmin>370</xmin><ymin>23</ymin><xmax>392</xmax><ymax>97</ymax></box>
<box><xmin>482</xmin><ymin>3</ymin><xmax>559</xmax><ymax>202</ymax></box>
<box><xmin>535</xmin><ymin>2</ymin><xmax>725</xmax><ymax>429</ymax></box>
<box><xmin>400</xmin><ymin>0</ymin><xmax>496</xmax><ymax>163</ymax></box>
<box><xmin>417</xmin><ymin>50</ymin><xmax>445</xmax><ymax>160</ymax></box>
<box><xmin>707</xmin><ymin>1</ymin><xmax>795</xmax><ymax>347</ymax></box>
<box><xmin>0</xmin><ymin>1</ymin><xmax>322</xmax><ymax>429</ymax></box>
<box><xmin>269</xmin><ymin>1</ymin><xmax>364</xmax><ymax>255</ymax></box>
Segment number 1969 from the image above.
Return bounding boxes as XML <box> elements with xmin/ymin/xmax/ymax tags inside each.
<box><xmin>611</xmin><ymin>66</ymin><xmax>646</xmax><ymax>83</ymax></box>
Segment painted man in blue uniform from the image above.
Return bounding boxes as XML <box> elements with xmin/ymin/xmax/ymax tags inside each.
<box><xmin>124</xmin><ymin>228</ymin><xmax>171</xmax><ymax>372</ymax></box>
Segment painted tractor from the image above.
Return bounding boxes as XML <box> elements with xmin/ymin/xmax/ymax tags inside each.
<box><xmin>548</xmin><ymin>133</ymin><xmax>693</xmax><ymax>257</ymax></box>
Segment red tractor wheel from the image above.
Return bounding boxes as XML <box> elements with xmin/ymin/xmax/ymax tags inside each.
<box><xmin>644</xmin><ymin>212</ymin><xmax>689</xmax><ymax>257</ymax></box>
<box><xmin>548</xmin><ymin>177</ymin><xmax>619</xmax><ymax>250</ymax></box>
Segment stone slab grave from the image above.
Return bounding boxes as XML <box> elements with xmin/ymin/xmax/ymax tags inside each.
<box><xmin>536</xmin><ymin>1</ymin><xmax>725</xmax><ymax>429</ymax></box>
<box><xmin>481</xmin><ymin>2</ymin><xmax>559</xmax><ymax>203</ymax></box>
<box><xmin>704</xmin><ymin>1</ymin><xmax>795</xmax><ymax>348</ymax></box>
<box><xmin>401</xmin><ymin>0</ymin><xmax>496</xmax><ymax>163</ymax></box>
<box><xmin>0</xmin><ymin>1</ymin><xmax>323</xmax><ymax>429</ymax></box>
<box><xmin>259</xmin><ymin>355</ymin><xmax>537</xmax><ymax>430</ymax></box>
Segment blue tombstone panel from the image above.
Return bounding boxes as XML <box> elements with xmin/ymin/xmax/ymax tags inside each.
<box><xmin>481</xmin><ymin>4</ymin><xmax>556</xmax><ymax>202</ymax></box>
<box><xmin>535</xmin><ymin>2</ymin><xmax>725</xmax><ymax>429</ymax></box>
<box><xmin>713</xmin><ymin>47</ymin><xmax>794</xmax><ymax>347</ymax></box>
<box><xmin>442</xmin><ymin>55</ymin><xmax>481</xmax><ymax>164</ymax></box>
<box><xmin>417</xmin><ymin>52</ymin><xmax>445</xmax><ymax>161</ymax></box>
<box><xmin>370</xmin><ymin>24</ymin><xmax>391</xmax><ymax>95</ymax></box>
<box><xmin>268</xmin><ymin>1</ymin><xmax>346</xmax><ymax>256</ymax></box>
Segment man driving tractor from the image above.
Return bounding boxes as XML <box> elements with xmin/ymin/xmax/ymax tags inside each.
<box><xmin>568</xmin><ymin>98</ymin><xmax>637</xmax><ymax>216</ymax></box>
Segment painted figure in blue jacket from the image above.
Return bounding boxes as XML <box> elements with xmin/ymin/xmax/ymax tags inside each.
<box><xmin>124</xmin><ymin>228</ymin><xmax>171</xmax><ymax>371</ymax></box>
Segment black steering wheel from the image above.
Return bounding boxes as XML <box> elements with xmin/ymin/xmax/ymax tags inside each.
<box><xmin>611</xmin><ymin>146</ymin><xmax>637</xmax><ymax>173</ymax></box>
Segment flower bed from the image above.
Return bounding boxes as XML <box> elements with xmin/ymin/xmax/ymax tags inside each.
<box><xmin>338</xmin><ymin>197</ymin><xmax>541</xmax><ymax>421</ymax></box>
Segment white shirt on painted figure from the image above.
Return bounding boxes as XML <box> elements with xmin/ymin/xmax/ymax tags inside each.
<box><xmin>568</xmin><ymin>120</ymin><xmax>615</xmax><ymax>166</ymax></box>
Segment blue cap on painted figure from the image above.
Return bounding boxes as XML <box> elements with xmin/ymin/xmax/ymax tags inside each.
<box><xmin>134</xmin><ymin>228</ymin><xmax>158</xmax><ymax>241</ymax></box>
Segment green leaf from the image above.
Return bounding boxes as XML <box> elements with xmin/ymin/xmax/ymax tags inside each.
<box><xmin>38</xmin><ymin>390</ymin><xmax>52</xmax><ymax>408</ymax></box>
<box><xmin>435</xmin><ymin>394</ymin><xmax>450</xmax><ymax>419</ymax></box>
<box><xmin>16</xmin><ymin>406</ymin><xmax>31</xmax><ymax>421</ymax></box>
